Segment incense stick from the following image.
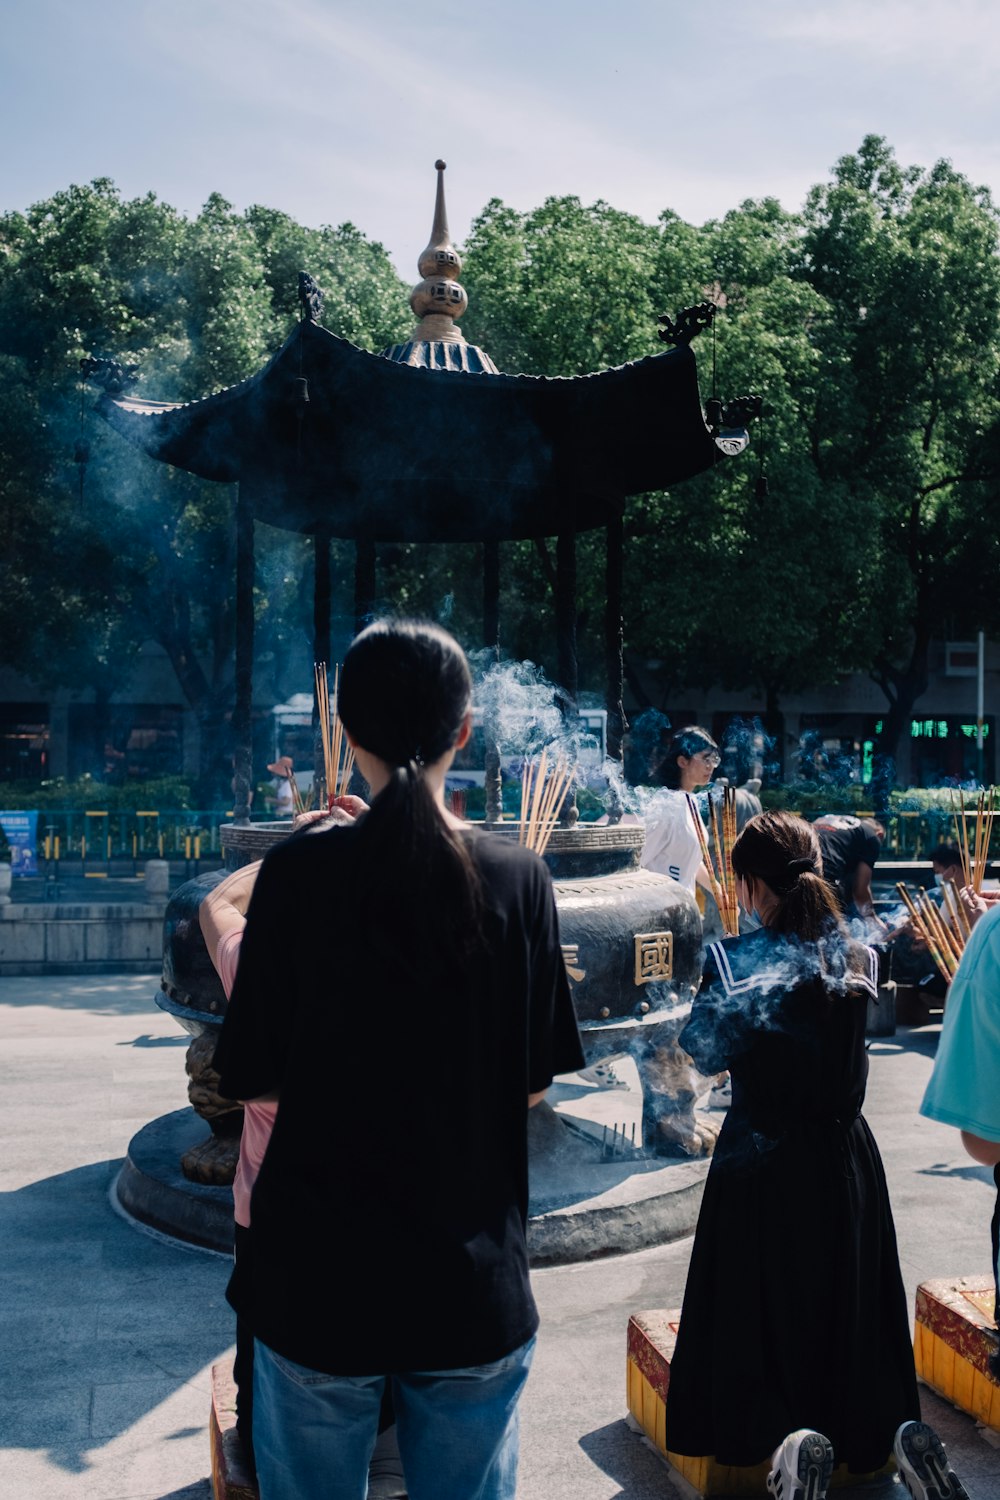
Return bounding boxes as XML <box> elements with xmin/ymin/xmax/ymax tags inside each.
<box><xmin>951</xmin><ymin>790</ymin><xmax>974</xmax><ymax>890</ymax></box>
<box><xmin>519</xmin><ymin>752</ymin><xmax>574</xmax><ymax>856</ymax></box>
<box><xmin>537</xmin><ymin>759</ymin><xmax>574</xmax><ymax>858</ymax></box>
<box><xmin>896</xmin><ymin>882</ymin><xmax>958</xmax><ymax>982</ymax></box>
<box><xmin>315</xmin><ymin>661</ymin><xmax>356</xmax><ymax>807</ymax></box>
<box><xmin>686</xmin><ymin>792</ymin><xmax>733</xmax><ymax>931</ymax></box>
<box><xmin>518</xmin><ymin>757</ymin><xmax>534</xmax><ymax>845</ymax></box>
<box><xmin>941</xmin><ymin>877</ymin><xmax>972</xmax><ymax>941</ymax></box>
<box><xmin>692</xmin><ymin>787</ymin><xmax>740</xmax><ymax>936</ymax></box>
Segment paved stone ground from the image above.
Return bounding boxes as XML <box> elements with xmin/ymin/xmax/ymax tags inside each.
<box><xmin>2</xmin><ymin>974</ymin><xmax>1000</xmax><ymax>1498</ymax></box>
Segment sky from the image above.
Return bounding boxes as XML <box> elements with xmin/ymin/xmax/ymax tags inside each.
<box><xmin>3</xmin><ymin>0</ymin><xmax>1000</xmax><ymax>278</ymax></box>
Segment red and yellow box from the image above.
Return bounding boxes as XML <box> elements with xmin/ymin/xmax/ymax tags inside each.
<box><xmin>914</xmin><ymin>1277</ymin><xmax>1000</xmax><ymax>1427</ymax></box>
<box><xmin>626</xmin><ymin>1310</ymin><xmax>891</xmax><ymax>1497</ymax></box>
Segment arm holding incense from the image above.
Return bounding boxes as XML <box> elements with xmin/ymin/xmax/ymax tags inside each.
<box><xmin>850</xmin><ymin>861</ymin><xmax>888</xmax><ymax>935</ymax></box>
<box><xmin>921</xmin><ymin>903</ymin><xmax>1000</xmax><ymax>1149</ymax></box>
<box><xmin>199</xmin><ymin>861</ymin><xmax>261</xmax><ymax>969</ymax></box>
<box><xmin>199</xmin><ymin>862</ymin><xmax>284</xmax><ymax>1104</ymax></box>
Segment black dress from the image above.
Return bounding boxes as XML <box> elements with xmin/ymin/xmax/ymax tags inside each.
<box><xmin>663</xmin><ymin>927</ymin><xmax>919</xmax><ymax>1472</ymax></box>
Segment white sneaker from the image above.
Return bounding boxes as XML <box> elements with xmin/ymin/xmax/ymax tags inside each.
<box><xmin>577</xmin><ymin>1061</ymin><xmax>628</xmax><ymax>1089</ymax></box>
<box><xmin>766</xmin><ymin>1429</ymin><xmax>834</xmax><ymax>1500</ymax></box>
<box><xmin>894</xmin><ymin>1421</ymin><xmax>969</xmax><ymax>1500</ymax></box>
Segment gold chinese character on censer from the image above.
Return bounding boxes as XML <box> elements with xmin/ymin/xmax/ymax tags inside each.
<box><xmin>634</xmin><ymin>931</ymin><xmax>673</xmax><ymax>986</ymax></box>
<box><xmin>561</xmin><ymin>944</ymin><xmax>586</xmax><ymax>984</ymax></box>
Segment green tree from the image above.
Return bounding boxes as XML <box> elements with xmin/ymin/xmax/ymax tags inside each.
<box><xmin>0</xmin><ymin>180</ymin><xmax>410</xmax><ymax>796</ymax></box>
<box><xmin>800</xmin><ymin>136</ymin><xmax>1000</xmax><ymax>790</ymax></box>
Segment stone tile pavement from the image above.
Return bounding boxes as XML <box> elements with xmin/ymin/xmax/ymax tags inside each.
<box><xmin>2</xmin><ymin>973</ymin><xmax>1000</xmax><ymax>1497</ymax></box>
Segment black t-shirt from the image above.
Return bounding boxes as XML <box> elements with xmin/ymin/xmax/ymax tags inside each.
<box><xmin>213</xmin><ymin>823</ymin><xmax>584</xmax><ymax>1375</ymax></box>
<box><xmin>813</xmin><ymin>815</ymin><xmax>882</xmax><ymax>909</ymax></box>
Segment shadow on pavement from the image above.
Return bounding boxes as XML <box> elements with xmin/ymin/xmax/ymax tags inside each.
<box><xmin>0</xmin><ymin>1158</ymin><xmax>233</xmax><ymax>1475</ymax></box>
<box><xmin>578</xmin><ymin>1418</ymin><xmax>683</xmax><ymax>1498</ymax></box>
<box><xmin>919</xmin><ymin>1161</ymin><xmax>997</xmax><ymax>1184</ymax></box>
<box><xmin>117</xmin><ymin>1033</ymin><xmax>190</xmax><ymax>1048</ymax></box>
<box><xmin>0</xmin><ymin>976</ymin><xmax>161</xmax><ymax>1014</ymax></box>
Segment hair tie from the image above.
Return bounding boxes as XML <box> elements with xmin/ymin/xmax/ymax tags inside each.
<box><xmin>787</xmin><ymin>856</ymin><xmax>815</xmax><ymax>876</ymax></box>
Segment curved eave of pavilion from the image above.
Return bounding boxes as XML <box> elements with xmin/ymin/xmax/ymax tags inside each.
<box><xmin>100</xmin><ymin>320</ymin><xmax>729</xmax><ymax>542</ymax></box>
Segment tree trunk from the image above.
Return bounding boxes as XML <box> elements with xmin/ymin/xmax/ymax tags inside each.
<box><xmin>91</xmin><ymin>680</ymin><xmax>113</xmax><ymax>782</ymax></box>
<box><xmin>872</xmin><ymin>623</ymin><xmax>932</xmax><ymax>812</ymax></box>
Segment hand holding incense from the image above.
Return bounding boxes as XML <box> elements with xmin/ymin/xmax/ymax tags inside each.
<box><xmin>950</xmin><ymin>787</ymin><xmax>997</xmax><ymax>893</ymax></box>
<box><xmin>687</xmin><ymin>791</ymin><xmax>740</xmax><ymax>935</ymax></box>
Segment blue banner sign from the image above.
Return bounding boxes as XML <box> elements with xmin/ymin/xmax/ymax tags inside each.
<box><xmin>0</xmin><ymin>810</ymin><xmax>38</xmax><ymax>875</ymax></box>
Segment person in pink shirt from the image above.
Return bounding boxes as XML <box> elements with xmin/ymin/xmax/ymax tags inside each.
<box><xmin>199</xmin><ymin>802</ymin><xmax>395</xmax><ymax>1482</ymax></box>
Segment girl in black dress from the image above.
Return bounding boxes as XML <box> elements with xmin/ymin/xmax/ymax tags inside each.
<box><xmin>663</xmin><ymin>811</ymin><xmax>921</xmax><ymax>1493</ymax></box>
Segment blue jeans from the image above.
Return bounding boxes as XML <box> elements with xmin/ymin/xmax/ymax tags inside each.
<box><xmin>252</xmin><ymin>1334</ymin><xmax>536</xmax><ymax>1500</ymax></box>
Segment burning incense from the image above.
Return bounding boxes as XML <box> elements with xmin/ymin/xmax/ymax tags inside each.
<box><xmin>896</xmin><ymin>883</ymin><xmax>959</xmax><ymax>983</ymax></box>
<box><xmin>520</xmin><ymin>751</ymin><xmax>574</xmax><ymax>856</ymax></box>
<box><xmin>687</xmin><ymin>791</ymin><xmax>739</xmax><ymax>935</ymax></box>
<box><xmin>940</xmin><ymin>876</ymin><xmax>973</xmax><ymax>942</ymax></box>
<box><xmin>286</xmin><ymin>770</ymin><xmax>305</xmax><ymax>817</ymax></box>
<box><xmin>950</xmin><ymin>788</ymin><xmax>997</xmax><ymax>893</ymax></box>
<box><xmin>314</xmin><ymin>662</ymin><xmax>356</xmax><ymax>807</ymax></box>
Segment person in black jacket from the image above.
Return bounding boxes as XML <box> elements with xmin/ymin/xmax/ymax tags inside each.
<box><xmin>812</xmin><ymin>813</ymin><xmax>886</xmax><ymax>934</ymax></box>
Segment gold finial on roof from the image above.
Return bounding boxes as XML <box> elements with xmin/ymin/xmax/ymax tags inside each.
<box><xmin>410</xmin><ymin>160</ymin><xmax>468</xmax><ymax>343</ymax></box>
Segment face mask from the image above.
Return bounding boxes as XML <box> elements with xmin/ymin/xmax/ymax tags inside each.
<box><xmin>933</xmin><ymin>874</ymin><xmax>944</xmax><ymax>889</ymax></box>
<box><xmin>741</xmin><ymin>908</ymin><xmax>762</xmax><ymax>932</ymax></box>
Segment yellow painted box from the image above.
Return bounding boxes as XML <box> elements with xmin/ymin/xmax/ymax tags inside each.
<box><xmin>914</xmin><ymin>1277</ymin><xmax>1000</xmax><ymax>1428</ymax></box>
<box><xmin>626</xmin><ymin>1310</ymin><xmax>891</xmax><ymax>1497</ymax></box>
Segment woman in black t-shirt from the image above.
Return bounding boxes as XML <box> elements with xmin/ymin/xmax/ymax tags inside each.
<box><xmin>213</xmin><ymin>620</ymin><xmax>583</xmax><ymax>1500</ymax></box>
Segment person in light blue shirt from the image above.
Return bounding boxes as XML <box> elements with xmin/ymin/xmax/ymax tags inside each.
<box><xmin>920</xmin><ymin>898</ymin><xmax>1000</xmax><ymax>1376</ymax></box>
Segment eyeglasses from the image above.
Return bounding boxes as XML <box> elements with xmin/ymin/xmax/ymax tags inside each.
<box><xmin>694</xmin><ymin>750</ymin><xmax>721</xmax><ymax>767</ymax></box>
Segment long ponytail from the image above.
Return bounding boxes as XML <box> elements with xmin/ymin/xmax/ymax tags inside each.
<box><xmin>338</xmin><ymin>620</ymin><xmax>483</xmax><ymax>968</ymax></box>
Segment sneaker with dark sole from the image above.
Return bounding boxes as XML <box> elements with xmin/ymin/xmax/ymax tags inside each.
<box><xmin>766</xmin><ymin>1429</ymin><xmax>835</xmax><ymax>1500</ymax></box>
<box><xmin>894</xmin><ymin>1421</ymin><xmax>969</xmax><ymax>1500</ymax></box>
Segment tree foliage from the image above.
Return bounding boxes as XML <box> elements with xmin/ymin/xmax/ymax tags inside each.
<box><xmin>3</xmin><ymin>142</ymin><xmax>1000</xmax><ymax>792</ymax></box>
<box><xmin>0</xmin><ymin>180</ymin><xmax>409</xmax><ymax>795</ymax></box>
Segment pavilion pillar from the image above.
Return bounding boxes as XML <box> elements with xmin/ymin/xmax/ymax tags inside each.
<box><xmin>313</xmin><ymin>524</ymin><xmax>332</xmax><ymax>793</ymax></box>
<box><xmin>483</xmin><ymin>539</ymin><xmax>503</xmax><ymax>824</ymax></box>
<box><xmin>232</xmin><ymin>483</ymin><xmax>254</xmax><ymax>826</ymax></box>
<box><xmin>604</xmin><ymin>512</ymin><xmax>626</xmax><ymax>823</ymax></box>
<box><xmin>483</xmin><ymin>539</ymin><xmax>500</xmax><ymax>654</ymax></box>
<box><xmin>556</xmin><ymin>530</ymin><xmax>579</xmax><ymax>826</ymax></box>
<box><xmin>355</xmin><ymin>539</ymin><xmax>377</xmax><ymax>635</ymax></box>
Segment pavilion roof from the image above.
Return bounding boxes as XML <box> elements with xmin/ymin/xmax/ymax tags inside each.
<box><xmin>99</xmin><ymin>318</ymin><xmax>726</xmax><ymax>542</ymax></box>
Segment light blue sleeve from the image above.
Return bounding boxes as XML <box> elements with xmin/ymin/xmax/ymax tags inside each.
<box><xmin>920</xmin><ymin>903</ymin><xmax>1000</xmax><ymax>1141</ymax></box>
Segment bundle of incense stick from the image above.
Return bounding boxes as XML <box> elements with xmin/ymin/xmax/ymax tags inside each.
<box><xmin>285</xmin><ymin>770</ymin><xmax>306</xmax><ymax>817</ymax></box>
<box><xmin>519</xmin><ymin>750</ymin><xmax>574</xmax><ymax>857</ymax></box>
<box><xmin>895</xmin><ymin>882</ymin><xmax>965</xmax><ymax>983</ymax></box>
<box><xmin>686</xmin><ymin>789</ymin><xmax>740</xmax><ymax>935</ymax></box>
<box><xmin>950</xmin><ymin>787</ymin><xmax>997</xmax><ymax>892</ymax></box>
<box><xmin>284</xmin><ymin>774</ymin><xmax>315</xmax><ymax>817</ymax></box>
<box><xmin>314</xmin><ymin>662</ymin><xmax>356</xmax><ymax>806</ymax></box>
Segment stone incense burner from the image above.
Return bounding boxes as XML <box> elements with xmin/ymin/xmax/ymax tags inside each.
<box><xmin>157</xmin><ymin>819</ymin><xmax>708</xmax><ymax>1186</ymax></box>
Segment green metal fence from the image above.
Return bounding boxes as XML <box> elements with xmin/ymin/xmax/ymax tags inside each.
<box><xmin>14</xmin><ymin>802</ymin><xmax>991</xmax><ymax>878</ymax></box>
<box><xmin>26</xmin><ymin>809</ymin><xmax>278</xmax><ymax>879</ymax></box>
